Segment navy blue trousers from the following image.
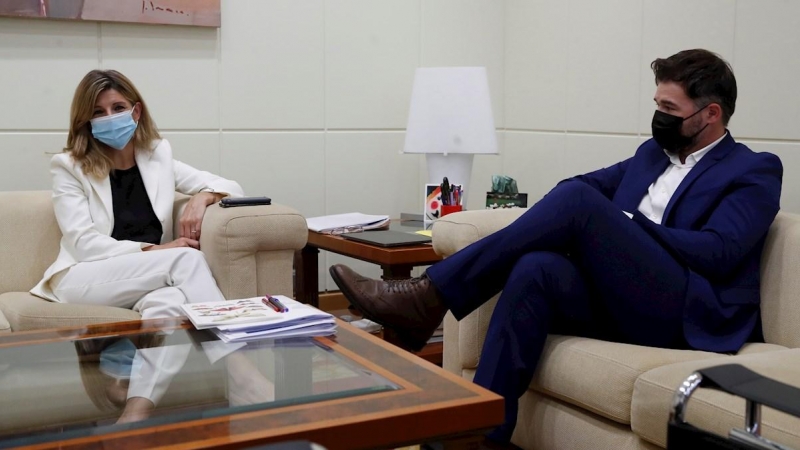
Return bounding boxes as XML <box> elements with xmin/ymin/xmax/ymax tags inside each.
<box><xmin>427</xmin><ymin>181</ymin><xmax>688</xmax><ymax>442</ymax></box>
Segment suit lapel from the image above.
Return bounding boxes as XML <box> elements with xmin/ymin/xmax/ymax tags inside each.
<box><xmin>135</xmin><ymin>149</ymin><xmax>161</xmax><ymax>218</ymax></box>
<box><xmin>662</xmin><ymin>133</ymin><xmax>736</xmax><ymax>221</ymax></box>
<box><xmin>618</xmin><ymin>149</ymin><xmax>670</xmax><ymax>212</ymax></box>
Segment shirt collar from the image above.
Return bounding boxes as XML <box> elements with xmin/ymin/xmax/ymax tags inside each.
<box><xmin>665</xmin><ymin>132</ymin><xmax>728</xmax><ymax>167</ymax></box>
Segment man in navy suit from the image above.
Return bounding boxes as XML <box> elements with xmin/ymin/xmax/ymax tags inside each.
<box><xmin>329</xmin><ymin>49</ymin><xmax>783</xmax><ymax>443</ymax></box>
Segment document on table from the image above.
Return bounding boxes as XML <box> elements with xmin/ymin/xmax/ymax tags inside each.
<box><xmin>305</xmin><ymin>212</ymin><xmax>390</xmax><ymax>233</ymax></box>
<box><xmin>181</xmin><ymin>296</ymin><xmax>336</xmax><ymax>342</ymax></box>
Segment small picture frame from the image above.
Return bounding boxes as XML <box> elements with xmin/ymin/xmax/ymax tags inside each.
<box><xmin>424</xmin><ymin>184</ymin><xmax>443</xmax><ymax>221</ymax></box>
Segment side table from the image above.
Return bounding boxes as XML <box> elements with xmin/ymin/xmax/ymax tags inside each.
<box><xmin>294</xmin><ymin>227</ymin><xmax>442</xmax><ymax>308</ymax></box>
<box><xmin>293</xmin><ymin>224</ymin><xmax>444</xmax><ymax>363</ymax></box>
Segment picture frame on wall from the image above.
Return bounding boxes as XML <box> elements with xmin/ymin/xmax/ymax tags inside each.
<box><xmin>0</xmin><ymin>0</ymin><xmax>221</xmax><ymax>27</ymax></box>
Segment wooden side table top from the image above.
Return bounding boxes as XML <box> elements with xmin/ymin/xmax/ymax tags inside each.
<box><xmin>306</xmin><ymin>228</ymin><xmax>442</xmax><ymax>267</ymax></box>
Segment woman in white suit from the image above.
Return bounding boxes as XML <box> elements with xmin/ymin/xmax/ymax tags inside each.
<box><xmin>32</xmin><ymin>69</ymin><xmax>242</xmax><ymax>315</ymax></box>
<box><xmin>31</xmin><ymin>69</ymin><xmax>245</xmax><ymax>421</ymax></box>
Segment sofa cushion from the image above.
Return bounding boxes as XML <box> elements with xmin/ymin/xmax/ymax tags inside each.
<box><xmin>759</xmin><ymin>212</ymin><xmax>800</xmax><ymax>348</ymax></box>
<box><xmin>736</xmin><ymin>342</ymin><xmax>789</xmax><ymax>354</ymax></box>
<box><xmin>0</xmin><ymin>292</ymin><xmax>140</xmax><ymax>331</ymax></box>
<box><xmin>462</xmin><ymin>369</ymin><xmax>660</xmax><ymax>450</ymax></box>
<box><xmin>0</xmin><ymin>191</ymin><xmax>61</xmax><ymax>295</ymax></box>
<box><xmin>0</xmin><ymin>308</ymin><xmax>9</xmax><ymax>333</ymax></box>
<box><xmin>531</xmin><ymin>336</ymin><xmax>725</xmax><ymax>425</ymax></box>
<box><xmin>631</xmin><ymin>349</ymin><xmax>800</xmax><ymax>448</ymax></box>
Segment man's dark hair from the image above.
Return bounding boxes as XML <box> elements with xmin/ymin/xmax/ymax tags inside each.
<box><xmin>651</xmin><ymin>49</ymin><xmax>737</xmax><ymax>125</ymax></box>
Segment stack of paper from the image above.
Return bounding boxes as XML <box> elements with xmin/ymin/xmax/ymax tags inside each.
<box><xmin>305</xmin><ymin>213</ymin><xmax>390</xmax><ymax>234</ymax></box>
<box><xmin>181</xmin><ymin>296</ymin><xmax>336</xmax><ymax>343</ymax></box>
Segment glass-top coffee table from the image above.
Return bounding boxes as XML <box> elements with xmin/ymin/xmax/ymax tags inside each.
<box><xmin>0</xmin><ymin>318</ymin><xmax>502</xmax><ymax>449</ymax></box>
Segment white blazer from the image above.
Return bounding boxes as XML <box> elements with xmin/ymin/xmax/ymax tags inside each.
<box><xmin>31</xmin><ymin>139</ymin><xmax>244</xmax><ymax>302</ymax></box>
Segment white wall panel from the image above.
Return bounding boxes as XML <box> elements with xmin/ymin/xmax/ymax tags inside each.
<box><xmin>161</xmin><ymin>132</ymin><xmax>221</xmax><ymax>175</ymax></box>
<box><xmin>325</xmin><ymin>132</ymin><xmax>420</xmax><ymax>217</ymax></box>
<box><xmin>220</xmin><ymin>0</ymin><xmax>324</xmax><ymax>130</ymax></box>
<box><xmin>101</xmin><ymin>23</ymin><xmax>219</xmax><ymax>130</ymax></box>
<box><xmin>422</xmin><ymin>0</ymin><xmax>505</xmax><ymax>127</ymax></box>
<box><xmin>563</xmin><ymin>134</ymin><xmax>641</xmax><ymax>178</ymax></box>
<box><xmin>325</xmin><ymin>0</ymin><xmax>420</xmax><ymax>129</ymax></box>
<box><xmin>733</xmin><ymin>1</ymin><xmax>800</xmax><ymax>140</ymax></box>
<box><xmin>220</xmin><ymin>132</ymin><xmax>325</xmax><ymax>217</ymax></box>
<box><xmin>467</xmin><ymin>134</ymin><xmax>505</xmax><ymax>212</ymax></box>
<box><xmin>0</xmin><ymin>134</ymin><xmax>65</xmax><ymax>191</ymax></box>
<box><xmin>0</xmin><ymin>19</ymin><xmax>97</xmax><ymax>131</ymax></box>
<box><xmin>503</xmin><ymin>131</ymin><xmax>567</xmax><ymax>203</ymax></box>
<box><xmin>565</xmin><ymin>0</ymin><xmax>642</xmax><ymax>134</ymax></box>
<box><xmin>505</xmin><ymin>0</ymin><xmax>568</xmax><ymax>131</ymax></box>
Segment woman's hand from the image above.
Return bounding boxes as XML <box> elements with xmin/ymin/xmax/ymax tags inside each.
<box><xmin>143</xmin><ymin>237</ymin><xmax>199</xmax><ymax>251</ymax></box>
<box><xmin>179</xmin><ymin>192</ymin><xmax>223</xmax><ymax>240</ymax></box>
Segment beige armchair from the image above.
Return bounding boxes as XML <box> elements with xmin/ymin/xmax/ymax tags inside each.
<box><xmin>433</xmin><ymin>209</ymin><xmax>800</xmax><ymax>450</ymax></box>
<box><xmin>0</xmin><ymin>191</ymin><xmax>308</xmax><ymax>332</ymax></box>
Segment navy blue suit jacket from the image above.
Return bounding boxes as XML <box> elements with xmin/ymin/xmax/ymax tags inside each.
<box><xmin>571</xmin><ymin>133</ymin><xmax>782</xmax><ymax>353</ymax></box>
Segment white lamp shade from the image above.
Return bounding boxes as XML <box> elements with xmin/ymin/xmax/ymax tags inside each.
<box><xmin>403</xmin><ymin>67</ymin><xmax>498</xmax><ymax>155</ymax></box>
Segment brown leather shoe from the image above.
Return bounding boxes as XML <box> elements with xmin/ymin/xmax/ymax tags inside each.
<box><xmin>329</xmin><ymin>264</ymin><xmax>447</xmax><ymax>351</ymax></box>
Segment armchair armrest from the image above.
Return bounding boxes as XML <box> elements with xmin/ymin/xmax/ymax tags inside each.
<box><xmin>199</xmin><ymin>203</ymin><xmax>308</xmax><ymax>300</ymax></box>
<box><xmin>432</xmin><ymin>208</ymin><xmax>527</xmax><ymax>257</ymax></box>
<box><xmin>432</xmin><ymin>209</ymin><xmax>526</xmax><ymax>375</ymax></box>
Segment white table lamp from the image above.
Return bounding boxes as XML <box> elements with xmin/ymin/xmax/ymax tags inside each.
<box><xmin>403</xmin><ymin>67</ymin><xmax>498</xmax><ymax>206</ymax></box>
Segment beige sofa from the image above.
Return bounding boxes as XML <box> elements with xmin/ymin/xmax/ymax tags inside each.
<box><xmin>0</xmin><ymin>190</ymin><xmax>308</xmax><ymax>333</ymax></box>
<box><xmin>434</xmin><ymin>209</ymin><xmax>800</xmax><ymax>450</ymax></box>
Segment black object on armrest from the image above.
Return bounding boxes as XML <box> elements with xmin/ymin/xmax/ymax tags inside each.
<box><xmin>668</xmin><ymin>364</ymin><xmax>800</xmax><ymax>450</ymax></box>
<box><xmin>698</xmin><ymin>364</ymin><xmax>800</xmax><ymax>418</ymax></box>
<box><xmin>219</xmin><ymin>196</ymin><xmax>272</xmax><ymax>207</ymax></box>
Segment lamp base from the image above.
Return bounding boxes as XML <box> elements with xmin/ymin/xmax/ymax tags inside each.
<box><xmin>425</xmin><ymin>153</ymin><xmax>474</xmax><ymax>207</ymax></box>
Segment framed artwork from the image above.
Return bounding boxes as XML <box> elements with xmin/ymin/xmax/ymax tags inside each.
<box><xmin>424</xmin><ymin>184</ymin><xmax>442</xmax><ymax>222</ymax></box>
<box><xmin>0</xmin><ymin>0</ymin><xmax>221</xmax><ymax>27</ymax></box>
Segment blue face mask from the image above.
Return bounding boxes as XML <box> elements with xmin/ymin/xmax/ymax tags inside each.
<box><xmin>90</xmin><ymin>109</ymin><xmax>138</xmax><ymax>150</ymax></box>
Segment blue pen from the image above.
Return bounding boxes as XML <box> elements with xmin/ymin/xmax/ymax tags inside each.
<box><xmin>268</xmin><ymin>295</ymin><xmax>289</xmax><ymax>312</ymax></box>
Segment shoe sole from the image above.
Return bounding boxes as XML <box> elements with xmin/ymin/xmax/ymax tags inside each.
<box><xmin>328</xmin><ymin>266</ymin><xmax>425</xmax><ymax>352</ymax></box>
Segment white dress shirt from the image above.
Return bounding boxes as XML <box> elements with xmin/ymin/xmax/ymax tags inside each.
<box><xmin>636</xmin><ymin>133</ymin><xmax>727</xmax><ymax>224</ymax></box>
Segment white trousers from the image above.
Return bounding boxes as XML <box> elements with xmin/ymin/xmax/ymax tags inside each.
<box><xmin>55</xmin><ymin>248</ymin><xmax>227</xmax><ymax>405</ymax></box>
<box><xmin>53</xmin><ymin>247</ymin><xmax>226</xmax><ymax>318</ymax></box>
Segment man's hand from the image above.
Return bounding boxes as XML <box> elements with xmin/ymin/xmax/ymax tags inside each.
<box><xmin>179</xmin><ymin>192</ymin><xmax>223</xmax><ymax>240</ymax></box>
<box><xmin>144</xmin><ymin>237</ymin><xmax>199</xmax><ymax>251</ymax></box>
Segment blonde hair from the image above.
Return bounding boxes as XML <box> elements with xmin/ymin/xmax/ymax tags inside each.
<box><xmin>65</xmin><ymin>70</ymin><xmax>160</xmax><ymax>178</ymax></box>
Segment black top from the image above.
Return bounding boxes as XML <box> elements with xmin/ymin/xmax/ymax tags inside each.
<box><xmin>110</xmin><ymin>165</ymin><xmax>163</xmax><ymax>245</ymax></box>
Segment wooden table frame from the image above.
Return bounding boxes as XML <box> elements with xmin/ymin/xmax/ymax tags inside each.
<box><xmin>294</xmin><ymin>230</ymin><xmax>443</xmax><ymax>308</ymax></box>
<box><xmin>1</xmin><ymin>319</ymin><xmax>503</xmax><ymax>450</ymax></box>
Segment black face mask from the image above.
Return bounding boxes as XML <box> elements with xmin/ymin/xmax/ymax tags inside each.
<box><xmin>651</xmin><ymin>105</ymin><xmax>709</xmax><ymax>153</ymax></box>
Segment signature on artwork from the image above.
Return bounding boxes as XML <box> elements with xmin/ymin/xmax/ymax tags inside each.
<box><xmin>142</xmin><ymin>1</ymin><xmax>189</xmax><ymax>16</ymax></box>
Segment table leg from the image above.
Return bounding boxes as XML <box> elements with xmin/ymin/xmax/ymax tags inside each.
<box><xmin>294</xmin><ymin>246</ymin><xmax>320</xmax><ymax>307</ymax></box>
